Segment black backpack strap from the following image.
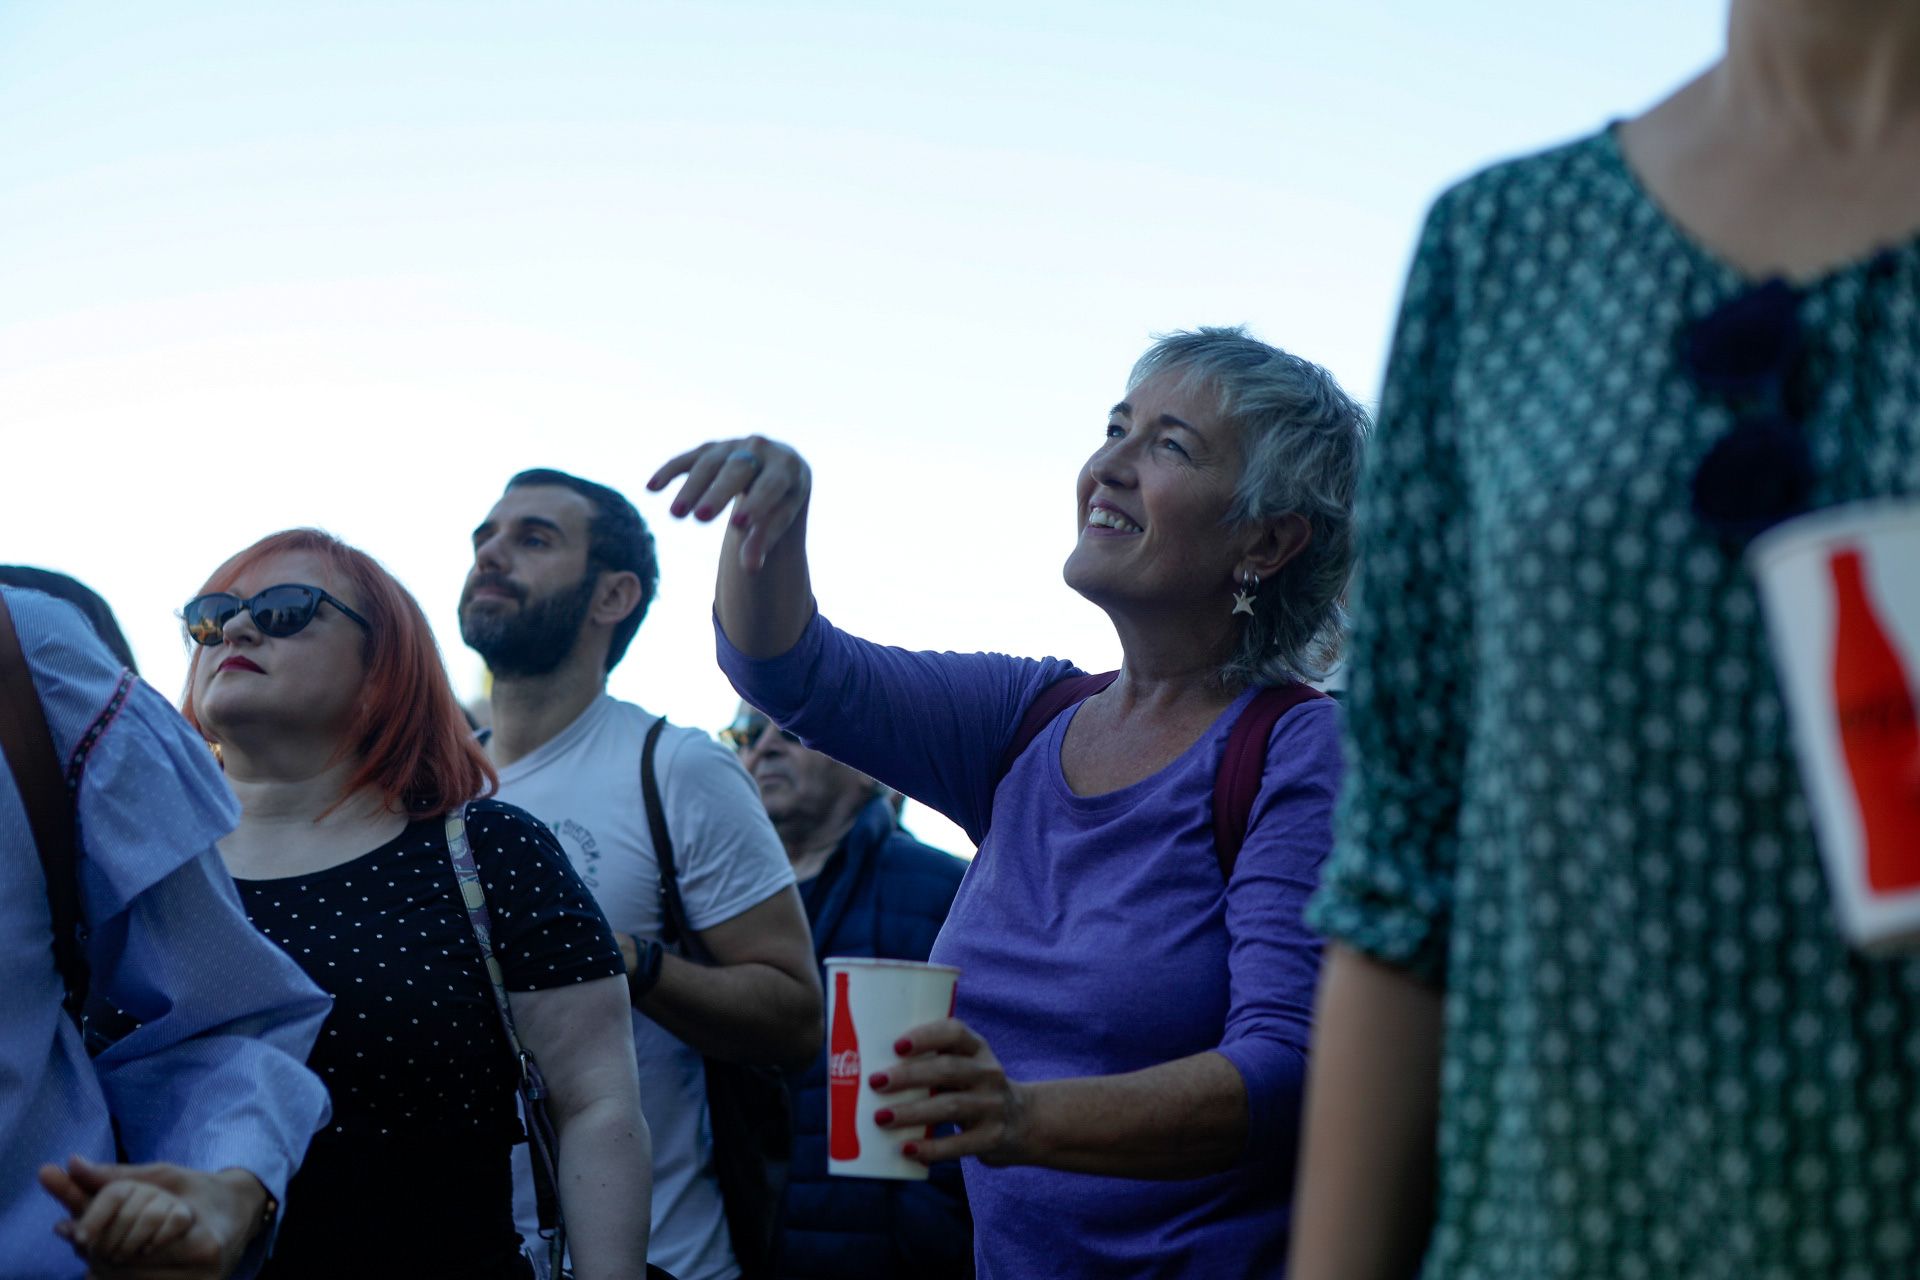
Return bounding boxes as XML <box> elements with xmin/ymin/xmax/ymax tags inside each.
<box><xmin>1212</xmin><ymin>682</ymin><xmax>1328</xmax><ymax>880</ymax></box>
<box><xmin>642</xmin><ymin>715</ymin><xmax>790</xmax><ymax>1277</ymax></box>
<box><xmin>643</xmin><ymin>715</ymin><xmax>714</xmax><ymax>964</ymax></box>
<box><xmin>993</xmin><ymin>670</ymin><xmax>1117</xmax><ymax>790</ymax></box>
<box><xmin>0</xmin><ymin>594</ymin><xmax>90</xmax><ymax>1022</ymax></box>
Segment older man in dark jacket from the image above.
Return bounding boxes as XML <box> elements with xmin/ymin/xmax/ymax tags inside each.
<box><xmin>724</xmin><ymin>704</ymin><xmax>971</xmax><ymax>1280</ymax></box>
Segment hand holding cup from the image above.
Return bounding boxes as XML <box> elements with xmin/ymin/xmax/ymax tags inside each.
<box><xmin>871</xmin><ymin>1017</ymin><xmax>1036</xmax><ymax>1169</ymax></box>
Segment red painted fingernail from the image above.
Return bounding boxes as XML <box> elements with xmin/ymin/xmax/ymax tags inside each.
<box><xmin>895</xmin><ymin>1037</ymin><xmax>912</xmax><ymax>1054</ymax></box>
<box><xmin>874</xmin><ymin>1108</ymin><xmax>894</xmax><ymax>1125</ymax></box>
<box><xmin>902</xmin><ymin>1141</ymin><xmax>920</xmax><ymax>1158</ymax></box>
<box><xmin>695</xmin><ymin>506</ymin><xmax>713</xmax><ymax>520</ymax></box>
<box><xmin>732</xmin><ymin>511</ymin><xmax>750</xmax><ymax>528</ymax></box>
<box><xmin>670</xmin><ymin>503</ymin><xmax>688</xmax><ymax>517</ymax></box>
<box><xmin>869</xmin><ymin>1071</ymin><xmax>889</xmax><ymax>1088</ymax></box>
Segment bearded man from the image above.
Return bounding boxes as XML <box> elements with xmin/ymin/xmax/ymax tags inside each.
<box><xmin>462</xmin><ymin>468</ymin><xmax>821</xmax><ymax>1280</ymax></box>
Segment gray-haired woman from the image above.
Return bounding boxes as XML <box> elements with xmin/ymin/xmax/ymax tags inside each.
<box><xmin>650</xmin><ymin>326</ymin><xmax>1366</xmax><ymax>1277</ymax></box>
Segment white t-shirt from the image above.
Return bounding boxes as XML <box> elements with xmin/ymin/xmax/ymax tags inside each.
<box><xmin>497</xmin><ymin>695</ymin><xmax>795</xmax><ymax>1280</ymax></box>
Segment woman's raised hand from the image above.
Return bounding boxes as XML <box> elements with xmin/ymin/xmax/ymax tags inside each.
<box><xmin>649</xmin><ymin>436</ymin><xmax>811</xmax><ymax>572</ymax></box>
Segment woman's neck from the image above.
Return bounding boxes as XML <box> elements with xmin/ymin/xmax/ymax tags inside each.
<box><xmin>1104</xmin><ymin>605</ymin><xmax>1242</xmax><ymax>712</ymax></box>
<box><xmin>218</xmin><ymin>742</ymin><xmax>407</xmax><ymax>879</ymax></box>
<box><xmin>1622</xmin><ymin>0</ymin><xmax>1920</xmax><ymax>280</ymax></box>
<box><xmin>1725</xmin><ymin>0</ymin><xmax>1920</xmax><ymax>145</ymax></box>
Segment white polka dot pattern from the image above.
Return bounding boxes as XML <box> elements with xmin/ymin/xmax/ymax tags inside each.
<box><xmin>235</xmin><ymin>799</ymin><xmax>623</xmax><ymax>1144</ymax></box>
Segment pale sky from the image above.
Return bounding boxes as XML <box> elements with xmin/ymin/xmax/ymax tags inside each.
<box><xmin>0</xmin><ymin>2</ymin><xmax>1724</xmax><ymax>853</ymax></box>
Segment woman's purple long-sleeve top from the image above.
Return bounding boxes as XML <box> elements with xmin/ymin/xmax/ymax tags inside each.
<box><xmin>718</xmin><ymin>611</ymin><xmax>1342</xmax><ymax>1278</ymax></box>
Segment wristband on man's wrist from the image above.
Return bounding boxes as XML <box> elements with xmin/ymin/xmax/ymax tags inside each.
<box><xmin>628</xmin><ymin>937</ymin><xmax>666</xmax><ymax>1001</ymax></box>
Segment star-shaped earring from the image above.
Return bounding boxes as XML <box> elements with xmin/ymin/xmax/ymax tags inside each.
<box><xmin>1232</xmin><ymin>585</ymin><xmax>1257</xmax><ymax>616</ymax></box>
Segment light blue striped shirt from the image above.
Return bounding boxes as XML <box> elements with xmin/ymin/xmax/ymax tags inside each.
<box><xmin>0</xmin><ymin>587</ymin><xmax>331</xmax><ymax>1278</ymax></box>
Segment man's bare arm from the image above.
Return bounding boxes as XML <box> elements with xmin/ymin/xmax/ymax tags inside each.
<box><xmin>633</xmin><ymin>887</ymin><xmax>822</xmax><ymax>1069</ymax></box>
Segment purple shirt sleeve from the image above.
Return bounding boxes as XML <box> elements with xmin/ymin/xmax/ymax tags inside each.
<box><xmin>1214</xmin><ymin>698</ymin><xmax>1343</xmax><ymax>1162</ymax></box>
<box><xmin>715</xmin><ymin>609</ymin><xmax>1075</xmax><ymax>844</ymax></box>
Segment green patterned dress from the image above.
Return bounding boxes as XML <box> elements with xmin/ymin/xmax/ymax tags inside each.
<box><xmin>1307</xmin><ymin>127</ymin><xmax>1920</xmax><ymax>1279</ymax></box>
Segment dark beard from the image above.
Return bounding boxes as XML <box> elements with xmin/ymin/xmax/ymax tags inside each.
<box><xmin>459</xmin><ymin>572</ymin><xmax>598</xmax><ymax>679</ymax></box>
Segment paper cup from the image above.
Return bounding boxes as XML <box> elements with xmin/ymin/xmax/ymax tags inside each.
<box><xmin>824</xmin><ymin>957</ymin><xmax>960</xmax><ymax>1180</ymax></box>
<box><xmin>1750</xmin><ymin>500</ymin><xmax>1920</xmax><ymax>952</ymax></box>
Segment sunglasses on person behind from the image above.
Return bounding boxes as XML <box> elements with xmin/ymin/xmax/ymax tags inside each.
<box><xmin>718</xmin><ymin>713</ymin><xmax>800</xmax><ymax>753</ymax></box>
<box><xmin>182</xmin><ymin>583</ymin><xmax>373</xmax><ymax>647</ymax></box>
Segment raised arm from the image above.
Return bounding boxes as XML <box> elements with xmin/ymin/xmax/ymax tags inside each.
<box><xmin>653</xmin><ymin>435</ymin><xmax>1073</xmax><ymax>839</ymax></box>
<box><xmin>649</xmin><ymin>436</ymin><xmax>815</xmax><ymax>658</ymax></box>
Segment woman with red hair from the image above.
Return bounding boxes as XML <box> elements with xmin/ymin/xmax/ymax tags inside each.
<box><xmin>167</xmin><ymin>529</ymin><xmax>652</xmax><ymax>1280</ymax></box>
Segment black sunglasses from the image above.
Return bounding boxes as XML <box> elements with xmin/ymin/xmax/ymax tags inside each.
<box><xmin>1682</xmin><ymin>277</ymin><xmax>1814</xmax><ymax>543</ymax></box>
<box><xmin>718</xmin><ymin>713</ymin><xmax>800</xmax><ymax>753</ymax></box>
<box><xmin>182</xmin><ymin>583</ymin><xmax>373</xmax><ymax>647</ymax></box>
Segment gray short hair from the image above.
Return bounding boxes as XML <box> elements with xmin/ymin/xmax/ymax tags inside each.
<box><xmin>1128</xmin><ymin>326</ymin><xmax>1368</xmax><ymax>686</ymax></box>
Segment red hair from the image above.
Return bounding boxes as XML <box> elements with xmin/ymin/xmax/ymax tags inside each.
<box><xmin>181</xmin><ymin>529</ymin><xmax>497</xmax><ymax>817</ymax></box>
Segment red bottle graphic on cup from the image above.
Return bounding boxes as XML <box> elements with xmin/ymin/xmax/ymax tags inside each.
<box><xmin>829</xmin><ymin>970</ymin><xmax>861</xmax><ymax>1160</ymax></box>
<box><xmin>1829</xmin><ymin>546</ymin><xmax>1920</xmax><ymax>892</ymax></box>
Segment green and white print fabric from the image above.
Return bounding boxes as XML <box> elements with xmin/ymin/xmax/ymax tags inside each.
<box><xmin>1309</xmin><ymin>127</ymin><xmax>1920</xmax><ymax>1280</ymax></box>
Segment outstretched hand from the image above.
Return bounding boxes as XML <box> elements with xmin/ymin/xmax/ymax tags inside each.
<box><xmin>648</xmin><ymin>435</ymin><xmax>811</xmax><ymax>572</ymax></box>
<box><xmin>39</xmin><ymin>1155</ymin><xmax>268</xmax><ymax>1280</ymax></box>
<box><xmin>870</xmin><ymin>1017</ymin><xmax>1037</xmax><ymax>1168</ymax></box>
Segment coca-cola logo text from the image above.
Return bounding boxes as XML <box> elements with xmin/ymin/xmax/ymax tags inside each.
<box><xmin>829</xmin><ymin>1049</ymin><xmax>860</xmax><ymax>1080</ymax></box>
<box><xmin>1838</xmin><ymin>696</ymin><xmax>1920</xmax><ymax>735</ymax></box>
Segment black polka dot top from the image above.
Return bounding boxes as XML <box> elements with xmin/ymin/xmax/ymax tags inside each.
<box><xmin>235</xmin><ymin>800</ymin><xmax>623</xmax><ymax>1276</ymax></box>
<box><xmin>237</xmin><ymin>799</ymin><xmax>623</xmax><ymax>1143</ymax></box>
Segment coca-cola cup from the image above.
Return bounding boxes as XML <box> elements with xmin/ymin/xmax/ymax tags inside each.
<box><xmin>824</xmin><ymin>957</ymin><xmax>960</xmax><ymax>1180</ymax></box>
<box><xmin>1750</xmin><ymin>499</ymin><xmax>1920</xmax><ymax>952</ymax></box>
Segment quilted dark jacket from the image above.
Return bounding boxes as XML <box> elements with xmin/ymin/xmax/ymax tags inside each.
<box><xmin>775</xmin><ymin>798</ymin><xmax>972</xmax><ymax>1280</ymax></box>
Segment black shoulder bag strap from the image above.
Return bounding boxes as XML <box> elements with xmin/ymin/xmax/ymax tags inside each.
<box><xmin>640</xmin><ymin>716</ymin><xmax>790</xmax><ymax>1279</ymax></box>
<box><xmin>642</xmin><ymin>717</ymin><xmax>705</xmax><ymax>959</ymax></box>
<box><xmin>0</xmin><ymin>594</ymin><xmax>90</xmax><ymax>1022</ymax></box>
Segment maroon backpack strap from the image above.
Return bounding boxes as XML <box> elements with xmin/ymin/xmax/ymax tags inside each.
<box><xmin>994</xmin><ymin>670</ymin><xmax>1118</xmax><ymax>790</ymax></box>
<box><xmin>1213</xmin><ymin>682</ymin><xmax>1328</xmax><ymax>880</ymax></box>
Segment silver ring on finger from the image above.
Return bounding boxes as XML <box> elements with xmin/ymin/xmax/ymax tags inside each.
<box><xmin>725</xmin><ymin>447</ymin><xmax>762</xmax><ymax>473</ymax></box>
